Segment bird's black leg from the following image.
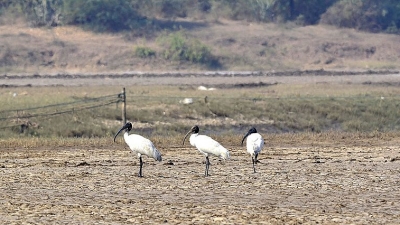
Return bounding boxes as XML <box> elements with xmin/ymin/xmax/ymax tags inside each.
<box><xmin>138</xmin><ymin>156</ymin><xmax>143</xmax><ymax>177</ymax></box>
<box><xmin>255</xmin><ymin>153</ymin><xmax>261</xmax><ymax>164</ymax></box>
<box><xmin>205</xmin><ymin>156</ymin><xmax>210</xmax><ymax>177</ymax></box>
<box><xmin>252</xmin><ymin>156</ymin><xmax>256</xmax><ymax>173</ymax></box>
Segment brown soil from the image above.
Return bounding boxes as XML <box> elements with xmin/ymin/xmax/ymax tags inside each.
<box><xmin>1</xmin><ymin>19</ymin><xmax>400</xmax><ymax>75</ymax></box>
<box><xmin>1</xmin><ymin>140</ymin><xmax>400</xmax><ymax>224</ymax></box>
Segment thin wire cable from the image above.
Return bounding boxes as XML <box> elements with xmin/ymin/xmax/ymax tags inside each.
<box><xmin>0</xmin><ymin>99</ymin><xmax>117</xmax><ymax>130</ymax></box>
<box><xmin>0</xmin><ymin>124</ymin><xmax>20</xmax><ymax>130</ymax></box>
<box><xmin>0</xmin><ymin>100</ymin><xmax>119</xmax><ymax>121</ymax></box>
<box><xmin>0</xmin><ymin>94</ymin><xmax>120</xmax><ymax>113</ymax></box>
<box><xmin>126</xmin><ymin>94</ymin><xmax>400</xmax><ymax>101</ymax></box>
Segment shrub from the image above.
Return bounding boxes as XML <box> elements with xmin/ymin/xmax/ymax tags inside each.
<box><xmin>134</xmin><ymin>46</ymin><xmax>156</xmax><ymax>58</ymax></box>
<box><xmin>63</xmin><ymin>0</ymin><xmax>140</xmax><ymax>32</ymax></box>
<box><xmin>154</xmin><ymin>0</ymin><xmax>187</xmax><ymax>19</ymax></box>
<box><xmin>157</xmin><ymin>31</ymin><xmax>213</xmax><ymax>64</ymax></box>
<box><xmin>320</xmin><ymin>0</ymin><xmax>400</xmax><ymax>33</ymax></box>
<box><xmin>320</xmin><ymin>0</ymin><xmax>365</xmax><ymax>29</ymax></box>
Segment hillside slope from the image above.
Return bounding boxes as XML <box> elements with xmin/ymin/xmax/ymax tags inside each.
<box><xmin>1</xmin><ymin>19</ymin><xmax>400</xmax><ymax>75</ymax></box>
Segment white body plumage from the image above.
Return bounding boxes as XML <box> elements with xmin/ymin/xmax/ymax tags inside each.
<box><xmin>124</xmin><ymin>132</ymin><xmax>162</xmax><ymax>161</ymax></box>
<box><xmin>114</xmin><ymin>122</ymin><xmax>161</xmax><ymax>177</ymax></box>
<box><xmin>242</xmin><ymin>127</ymin><xmax>264</xmax><ymax>173</ymax></box>
<box><xmin>245</xmin><ymin>132</ymin><xmax>264</xmax><ymax>157</ymax></box>
<box><xmin>189</xmin><ymin>133</ymin><xmax>230</xmax><ymax>160</ymax></box>
<box><xmin>183</xmin><ymin>125</ymin><xmax>230</xmax><ymax>176</ymax></box>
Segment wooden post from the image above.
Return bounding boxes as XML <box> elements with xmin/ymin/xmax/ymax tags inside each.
<box><xmin>122</xmin><ymin>87</ymin><xmax>126</xmax><ymax>125</ymax></box>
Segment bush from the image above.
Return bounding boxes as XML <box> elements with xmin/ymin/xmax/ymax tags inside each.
<box><xmin>154</xmin><ymin>0</ymin><xmax>187</xmax><ymax>19</ymax></box>
<box><xmin>320</xmin><ymin>0</ymin><xmax>365</xmax><ymax>29</ymax></box>
<box><xmin>209</xmin><ymin>0</ymin><xmax>337</xmax><ymax>24</ymax></box>
<box><xmin>320</xmin><ymin>0</ymin><xmax>400</xmax><ymax>33</ymax></box>
<box><xmin>63</xmin><ymin>0</ymin><xmax>140</xmax><ymax>32</ymax></box>
<box><xmin>134</xmin><ymin>46</ymin><xmax>156</xmax><ymax>58</ymax></box>
<box><xmin>157</xmin><ymin>31</ymin><xmax>213</xmax><ymax>64</ymax></box>
<box><xmin>290</xmin><ymin>0</ymin><xmax>338</xmax><ymax>25</ymax></box>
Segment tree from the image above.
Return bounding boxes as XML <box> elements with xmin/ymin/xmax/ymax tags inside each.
<box><xmin>320</xmin><ymin>0</ymin><xmax>400</xmax><ymax>33</ymax></box>
<box><xmin>289</xmin><ymin>0</ymin><xmax>338</xmax><ymax>24</ymax></box>
<box><xmin>63</xmin><ymin>0</ymin><xmax>140</xmax><ymax>32</ymax></box>
<box><xmin>2</xmin><ymin>0</ymin><xmax>63</xmax><ymax>26</ymax></box>
<box><xmin>247</xmin><ymin>0</ymin><xmax>337</xmax><ymax>24</ymax></box>
<box><xmin>249</xmin><ymin>0</ymin><xmax>277</xmax><ymax>22</ymax></box>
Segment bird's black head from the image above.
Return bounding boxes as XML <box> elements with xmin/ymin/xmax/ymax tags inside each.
<box><xmin>114</xmin><ymin>122</ymin><xmax>133</xmax><ymax>142</ymax></box>
<box><xmin>248</xmin><ymin>127</ymin><xmax>257</xmax><ymax>134</ymax></box>
<box><xmin>183</xmin><ymin>125</ymin><xmax>200</xmax><ymax>145</ymax></box>
<box><xmin>191</xmin><ymin>125</ymin><xmax>200</xmax><ymax>134</ymax></box>
<box><xmin>241</xmin><ymin>127</ymin><xmax>258</xmax><ymax>146</ymax></box>
<box><xmin>124</xmin><ymin>122</ymin><xmax>133</xmax><ymax>131</ymax></box>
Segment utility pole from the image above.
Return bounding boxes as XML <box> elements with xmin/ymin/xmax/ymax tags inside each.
<box><xmin>122</xmin><ymin>88</ymin><xmax>126</xmax><ymax>125</ymax></box>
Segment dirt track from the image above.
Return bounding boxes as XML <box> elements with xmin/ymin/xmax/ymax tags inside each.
<box><xmin>1</xmin><ymin>142</ymin><xmax>400</xmax><ymax>224</ymax></box>
<box><xmin>1</xmin><ymin>70</ymin><xmax>400</xmax><ymax>87</ymax></box>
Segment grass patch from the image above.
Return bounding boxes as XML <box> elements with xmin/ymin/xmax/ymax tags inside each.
<box><xmin>1</xmin><ymin>84</ymin><xmax>400</xmax><ymax>139</ymax></box>
<box><xmin>134</xmin><ymin>46</ymin><xmax>156</xmax><ymax>58</ymax></box>
<box><xmin>2</xmin><ymin>131</ymin><xmax>400</xmax><ymax>150</ymax></box>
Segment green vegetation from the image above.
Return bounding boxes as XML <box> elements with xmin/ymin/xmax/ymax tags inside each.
<box><xmin>1</xmin><ymin>83</ymin><xmax>400</xmax><ymax>139</ymax></box>
<box><xmin>63</xmin><ymin>0</ymin><xmax>140</xmax><ymax>32</ymax></box>
<box><xmin>1</xmin><ymin>0</ymin><xmax>400</xmax><ymax>73</ymax></box>
<box><xmin>1</xmin><ymin>0</ymin><xmax>400</xmax><ymax>33</ymax></box>
<box><xmin>134</xmin><ymin>46</ymin><xmax>156</xmax><ymax>58</ymax></box>
<box><xmin>157</xmin><ymin>31</ymin><xmax>214</xmax><ymax>64</ymax></box>
<box><xmin>133</xmin><ymin>31</ymin><xmax>217</xmax><ymax>66</ymax></box>
<box><xmin>133</xmin><ymin>31</ymin><xmax>216</xmax><ymax>65</ymax></box>
<box><xmin>320</xmin><ymin>0</ymin><xmax>400</xmax><ymax>33</ymax></box>
<box><xmin>0</xmin><ymin>86</ymin><xmax>122</xmax><ymax>138</ymax></box>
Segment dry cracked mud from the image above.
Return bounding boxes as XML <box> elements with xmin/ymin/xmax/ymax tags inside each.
<box><xmin>1</xmin><ymin>142</ymin><xmax>400</xmax><ymax>224</ymax></box>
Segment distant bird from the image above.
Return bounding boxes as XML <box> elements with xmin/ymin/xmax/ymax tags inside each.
<box><xmin>114</xmin><ymin>122</ymin><xmax>162</xmax><ymax>177</ymax></box>
<box><xmin>183</xmin><ymin>125</ymin><xmax>230</xmax><ymax>176</ymax></box>
<box><xmin>241</xmin><ymin>127</ymin><xmax>264</xmax><ymax>173</ymax></box>
<box><xmin>179</xmin><ymin>98</ymin><xmax>193</xmax><ymax>104</ymax></box>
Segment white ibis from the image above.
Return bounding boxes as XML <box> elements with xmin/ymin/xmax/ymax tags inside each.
<box><xmin>114</xmin><ymin>122</ymin><xmax>162</xmax><ymax>177</ymax></box>
<box><xmin>183</xmin><ymin>125</ymin><xmax>230</xmax><ymax>176</ymax></box>
<box><xmin>241</xmin><ymin>127</ymin><xmax>264</xmax><ymax>173</ymax></box>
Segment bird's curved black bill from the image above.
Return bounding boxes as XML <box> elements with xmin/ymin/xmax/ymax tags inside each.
<box><xmin>182</xmin><ymin>130</ymin><xmax>192</xmax><ymax>145</ymax></box>
<box><xmin>113</xmin><ymin>128</ymin><xmax>124</xmax><ymax>142</ymax></box>
<box><xmin>241</xmin><ymin>132</ymin><xmax>251</xmax><ymax>146</ymax></box>
<box><xmin>113</xmin><ymin>123</ymin><xmax>130</xmax><ymax>142</ymax></box>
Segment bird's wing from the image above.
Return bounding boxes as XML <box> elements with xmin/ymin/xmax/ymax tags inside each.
<box><xmin>125</xmin><ymin>134</ymin><xmax>162</xmax><ymax>161</ymax></box>
<box><xmin>195</xmin><ymin>135</ymin><xmax>229</xmax><ymax>158</ymax></box>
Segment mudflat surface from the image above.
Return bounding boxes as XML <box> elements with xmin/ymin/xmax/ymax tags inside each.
<box><xmin>1</xmin><ymin>142</ymin><xmax>400</xmax><ymax>224</ymax></box>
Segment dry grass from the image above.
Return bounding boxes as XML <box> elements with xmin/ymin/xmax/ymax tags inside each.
<box><xmin>1</xmin><ymin>82</ymin><xmax>400</xmax><ymax>138</ymax></box>
<box><xmin>1</xmin><ymin>19</ymin><xmax>400</xmax><ymax>74</ymax></box>
<box><xmin>2</xmin><ymin>131</ymin><xmax>400</xmax><ymax>150</ymax></box>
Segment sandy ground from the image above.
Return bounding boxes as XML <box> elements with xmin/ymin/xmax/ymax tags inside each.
<box><xmin>1</xmin><ymin>142</ymin><xmax>400</xmax><ymax>224</ymax></box>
